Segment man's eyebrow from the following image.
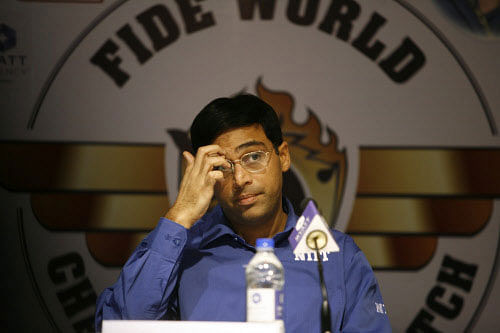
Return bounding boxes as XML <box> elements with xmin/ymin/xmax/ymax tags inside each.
<box><xmin>235</xmin><ymin>140</ymin><xmax>266</xmax><ymax>151</ymax></box>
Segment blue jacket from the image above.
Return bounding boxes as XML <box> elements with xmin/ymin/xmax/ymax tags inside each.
<box><xmin>95</xmin><ymin>199</ymin><xmax>391</xmax><ymax>332</ymax></box>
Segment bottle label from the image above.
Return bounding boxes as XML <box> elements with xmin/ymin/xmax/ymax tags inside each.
<box><xmin>247</xmin><ymin>288</ymin><xmax>284</xmax><ymax>321</ymax></box>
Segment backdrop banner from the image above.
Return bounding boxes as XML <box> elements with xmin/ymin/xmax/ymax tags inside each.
<box><xmin>1</xmin><ymin>1</ymin><xmax>499</xmax><ymax>332</ymax></box>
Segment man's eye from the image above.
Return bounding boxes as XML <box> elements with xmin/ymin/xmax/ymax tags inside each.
<box><xmin>247</xmin><ymin>152</ymin><xmax>262</xmax><ymax>162</ymax></box>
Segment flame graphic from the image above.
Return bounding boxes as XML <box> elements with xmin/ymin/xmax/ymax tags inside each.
<box><xmin>256</xmin><ymin>79</ymin><xmax>347</xmax><ymax>225</ymax></box>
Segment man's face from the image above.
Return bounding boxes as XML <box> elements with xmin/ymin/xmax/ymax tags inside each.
<box><xmin>212</xmin><ymin>124</ymin><xmax>290</xmax><ymax>226</ymax></box>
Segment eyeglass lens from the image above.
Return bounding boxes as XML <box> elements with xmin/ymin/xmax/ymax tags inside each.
<box><xmin>216</xmin><ymin>151</ymin><xmax>269</xmax><ymax>173</ymax></box>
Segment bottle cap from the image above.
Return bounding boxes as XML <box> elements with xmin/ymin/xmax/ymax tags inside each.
<box><xmin>256</xmin><ymin>238</ymin><xmax>274</xmax><ymax>249</ymax></box>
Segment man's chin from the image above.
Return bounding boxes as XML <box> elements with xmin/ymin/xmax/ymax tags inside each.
<box><xmin>226</xmin><ymin>204</ymin><xmax>266</xmax><ymax>225</ymax></box>
<box><xmin>238</xmin><ymin>204</ymin><xmax>277</xmax><ymax>226</ymax></box>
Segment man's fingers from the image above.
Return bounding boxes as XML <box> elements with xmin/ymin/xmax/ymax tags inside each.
<box><xmin>196</xmin><ymin>144</ymin><xmax>224</xmax><ymax>155</ymax></box>
<box><xmin>208</xmin><ymin>170</ymin><xmax>224</xmax><ymax>182</ymax></box>
<box><xmin>182</xmin><ymin>151</ymin><xmax>195</xmax><ymax>175</ymax></box>
<box><xmin>183</xmin><ymin>151</ymin><xmax>195</xmax><ymax>165</ymax></box>
<box><xmin>193</xmin><ymin>145</ymin><xmax>224</xmax><ymax>170</ymax></box>
<box><xmin>203</xmin><ymin>156</ymin><xmax>230</xmax><ymax>173</ymax></box>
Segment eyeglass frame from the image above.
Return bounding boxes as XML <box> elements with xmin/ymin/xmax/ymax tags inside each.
<box><xmin>215</xmin><ymin>150</ymin><xmax>272</xmax><ymax>174</ymax></box>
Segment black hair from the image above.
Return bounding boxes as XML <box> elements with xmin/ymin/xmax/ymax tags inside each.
<box><xmin>190</xmin><ymin>94</ymin><xmax>283</xmax><ymax>153</ymax></box>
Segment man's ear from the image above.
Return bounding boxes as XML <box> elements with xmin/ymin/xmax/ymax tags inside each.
<box><xmin>278</xmin><ymin>141</ymin><xmax>291</xmax><ymax>172</ymax></box>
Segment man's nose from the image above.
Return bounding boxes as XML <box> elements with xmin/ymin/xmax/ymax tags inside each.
<box><xmin>232</xmin><ymin>163</ymin><xmax>252</xmax><ymax>188</ymax></box>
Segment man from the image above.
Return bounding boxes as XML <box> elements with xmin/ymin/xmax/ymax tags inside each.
<box><xmin>95</xmin><ymin>94</ymin><xmax>391</xmax><ymax>332</ymax></box>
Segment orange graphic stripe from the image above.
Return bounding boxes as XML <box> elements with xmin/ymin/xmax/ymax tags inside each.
<box><xmin>348</xmin><ymin>198</ymin><xmax>491</xmax><ymax>234</ymax></box>
<box><xmin>31</xmin><ymin>193</ymin><xmax>168</xmax><ymax>230</ymax></box>
<box><xmin>0</xmin><ymin>142</ymin><xmax>166</xmax><ymax>192</ymax></box>
<box><xmin>86</xmin><ymin>232</ymin><xmax>148</xmax><ymax>267</ymax></box>
<box><xmin>358</xmin><ymin>148</ymin><xmax>500</xmax><ymax>195</ymax></box>
<box><xmin>352</xmin><ymin>235</ymin><xmax>438</xmax><ymax>270</ymax></box>
<box><xmin>85</xmin><ymin>232</ymin><xmax>438</xmax><ymax>269</ymax></box>
<box><xmin>3</xmin><ymin>142</ymin><xmax>497</xmax><ymax>270</ymax></box>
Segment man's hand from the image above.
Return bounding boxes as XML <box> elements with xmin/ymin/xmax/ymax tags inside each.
<box><xmin>164</xmin><ymin>145</ymin><xmax>229</xmax><ymax>229</ymax></box>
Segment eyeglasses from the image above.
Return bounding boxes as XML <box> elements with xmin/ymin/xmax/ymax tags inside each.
<box><xmin>215</xmin><ymin>150</ymin><xmax>271</xmax><ymax>174</ymax></box>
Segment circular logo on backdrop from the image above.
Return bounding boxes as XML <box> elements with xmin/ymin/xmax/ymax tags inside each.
<box><xmin>2</xmin><ymin>1</ymin><xmax>499</xmax><ymax>332</ymax></box>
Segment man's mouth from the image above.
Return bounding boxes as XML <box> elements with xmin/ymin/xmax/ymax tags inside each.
<box><xmin>236</xmin><ymin>193</ymin><xmax>260</xmax><ymax>205</ymax></box>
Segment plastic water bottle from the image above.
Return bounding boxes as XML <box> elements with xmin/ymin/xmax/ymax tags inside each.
<box><xmin>246</xmin><ymin>238</ymin><xmax>284</xmax><ymax>322</ymax></box>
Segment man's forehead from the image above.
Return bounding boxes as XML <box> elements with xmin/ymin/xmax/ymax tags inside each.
<box><xmin>235</xmin><ymin>140</ymin><xmax>267</xmax><ymax>152</ymax></box>
<box><xmin>212</xmin><ymin>125</ymin><xmax>271</xmax><ymax>153</ymax></box>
